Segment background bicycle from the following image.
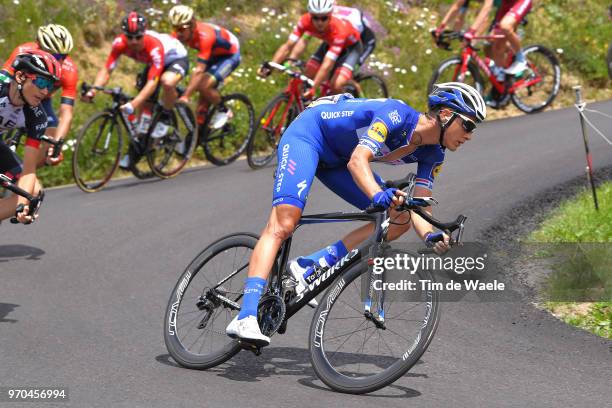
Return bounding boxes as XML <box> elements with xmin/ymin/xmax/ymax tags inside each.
<box><xmin>429</xmin><ymin>30</ymin><xmax>561</xmax><ymax>114</ymax></box>
<box><xmin>246</xmin><ymin>60</ymin><xmax>389</xmax><ymax>170</ymax></box>
<box><xmin>72</xmin><ymin>83</ymin><xmax>197</xmax><ymax>193</ymax></box>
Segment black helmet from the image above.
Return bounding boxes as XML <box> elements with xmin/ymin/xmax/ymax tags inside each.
<box><xmin>12</xmin><ymin>50</ymin><xmax>61</xmax><ymax>81</ymax></box>
<box><xmin>121</xmin><ymin>11</ymin><xmax>147</xmax><ymax>36</ymax></box>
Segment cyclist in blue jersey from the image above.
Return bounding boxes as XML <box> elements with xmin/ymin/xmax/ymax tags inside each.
<box><xmin>226</xmin><ymin>82</ymin><xmax>486</xmax><ymax>346</ymax></box>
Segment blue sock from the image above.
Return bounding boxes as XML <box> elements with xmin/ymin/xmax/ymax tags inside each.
<box><xmin>302</xmin><ymin>240</ymin><xmax>348</xmax><ymax>266</ymax></box>
<box><xmin>238</xmin><ymin>277</ymin><xmax>266</xmax><ymax>320</ymax></box>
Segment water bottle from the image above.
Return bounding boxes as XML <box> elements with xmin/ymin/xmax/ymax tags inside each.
<box><xmin>138</xmin><ymin>108</ymin><xmax>152</xmax><ymax>135</ymax></box>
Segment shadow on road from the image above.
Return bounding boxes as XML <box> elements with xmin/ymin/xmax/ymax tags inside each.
<box><xmin>0</xmin><ymin>303</ymin><xmax>19</xmax><ymax>323</ymax></box>
<box><xmin>156</xmin><ymin>347</ymin><xmax>426</xmax><ymax>398</ymax></box>
<box><xmin>0</xmin><ymin>245</ymin><xmax>45</xmax><ymax>262</ymax></box>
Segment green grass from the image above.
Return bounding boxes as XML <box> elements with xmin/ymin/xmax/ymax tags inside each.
<box><xmin>529</xmin><ymin>181</ymin><xmax>612</xmax><ymax>339</ymax></box>
<box><xmin>2</xmin><ymin>0</ymin><xmax>612</xmax><ymax>187</ymax></box>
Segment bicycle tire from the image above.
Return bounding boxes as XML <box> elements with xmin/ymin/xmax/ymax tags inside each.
<box><xmin>511</xmin><ymin>44</ymin><xmax>561</xmax><ymax>114</ymax></box>
<box><xmin>246</xmin><ymin>93</ymin><xmax>296</xmax><ymax>170</ymax></box>
<box><xmin>146</xmin><ymin>103</ymin><xmax>197</xmax><ymax>179</ymax></box>
<box><xmin>164</xmin><ymin>233</ymin><xmax>259</xmax><ymax>369</ymax></box>
<box><xmin>427</xmin><ymin>56</ymin><xmax>484</xmax><ymax>95</ymax></box>
<box><xmin>201</xmin><ymin>93</ymin><xmax>255</xmax><ymax>166</ymax></box>
<box><xmin>355</xmin><ymin>73</ymin><xmax>389</xmax><ymax>98</ymax></box>
<box><xmin>309</xmin><ymin>254</ymin><xmax>440</xmax><ymax>394</ymax></box>
<box><xmin>72</xmin><ymin>111</ymin><xmax>123</xmax><ymax>193</ymax></box>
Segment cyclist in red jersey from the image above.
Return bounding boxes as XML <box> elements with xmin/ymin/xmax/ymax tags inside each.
<box><xmin>169</xmin><ymin>5</ymin><xmax>241</xmax><ymax>127</ymax></box>
<box><xmin>435</xmin><ymin>0</ymin><xmax>532</xmax><ymax>105</ymax></box>
<box><xmin>83</xmin><ymin>12</ymin><xmax>188</xmax><ymax>120</ymax></box>
<box><xmin>1</xmin><ymin>25</ymin><xmax>77</xmax><ymax>167</ymax></box>
<box><xmin>257</xmin><ymin>0</ymin><xmax>362</xmax><ymax>99</ymax></box>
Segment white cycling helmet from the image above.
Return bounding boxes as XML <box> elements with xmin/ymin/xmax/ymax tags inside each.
<box><xmin>428</xmin><ymin>82</ymin><xmax>486</xmax><ymax>122</ymax></box>
<box><xmin>37</xmin><ymin>24</ymin><xmax>73</xmax><ymax>54</ymax></box>
<box><xmin>169</xmin><ymin>5</ymin><xmax>194</xmax><ymax>26</ymax></box>
<box><xmin>308</xmin><ymin>0</ymin><xmax>335</xmax><ymax>14</ymax></box>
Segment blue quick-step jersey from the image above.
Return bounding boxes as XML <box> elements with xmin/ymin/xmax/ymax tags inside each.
<box><xmin>272</xmin><ymin>94</ymin><xmax>445</xmax><ymax>210</ymax></box>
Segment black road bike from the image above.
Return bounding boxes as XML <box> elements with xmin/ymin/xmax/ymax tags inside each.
<box><xmin>0</xmin><ymin>172</ymin><xmax>44</xmax><ymax>225</ymax></box>
<box><xmin>72</xmin><ymin>83</ymin><xmax>197</xmax><ymax>193</ymax></box>
<box><xmin>164</xmin><ymin>173</ymin><xmax>466</xmax><ymax>394</ymax></box>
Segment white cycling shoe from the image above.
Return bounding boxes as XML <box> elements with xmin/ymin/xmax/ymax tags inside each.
<box><xmin>288</xmin><ymin>258</ymin><xmax>319</xmax><ymax>308</ymax></box>
<box><xmin>118</xmin><ymin>154</ymin><xmax>130</xmax><ymax>170</ymax></box>
<box><xmin>226</xmin><ymin>315</ymin><xmax>270</xmax><ymax>347</ymax></box>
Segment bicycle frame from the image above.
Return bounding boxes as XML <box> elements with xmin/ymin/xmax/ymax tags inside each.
<box><xmin>454</xmin><ymin>35</ymin><xmax>543</xmax><ymax>94</ymax></box>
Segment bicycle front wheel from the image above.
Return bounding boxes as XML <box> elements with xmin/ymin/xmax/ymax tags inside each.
<box><xmin>147</xmin><ymin>103</ymin><xmax>197</xmax><ymax>179</ymax></box>
<box><xmin>246</xmin><ymin>93</ymin><xmax>296</xmax><ymax>170</ymax></box>
<box><xmin>309</xmin><ymin>253</ymin><xmax>440</xmax><ymax>394</ymax></box>
<box><xmin>355</xmin><ymin>73</ymin><xmax>389</xmax><ymax>98</ymax></box>
<box><xmin>201</xmin><ymin>93</ymin><xmax>255</xmax><ymax>166</ymax></box>
<box><xmin>164</xmin><ymin>233</ymin><xmax>259</xmax><ymax>369</ymax></box>
<box><xmin>72</xmin><ymin>111</ymin><xmax>123</xmax><ymax>193</ymax></box>
<box><xmin>511</xmin><ymin>45</ymin><xmax>561</xmax><ymax>114</ymax></box>
<box><xmin>427</xmin><ymin>56</ymin><xmax>484</xmax><ymax>95</ymax></box>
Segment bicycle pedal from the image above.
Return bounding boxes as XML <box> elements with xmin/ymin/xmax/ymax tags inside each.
<box><xmin>238</xmin><ymin>340</ymin><xmax>264</xmax><ymax>356</ymax></box>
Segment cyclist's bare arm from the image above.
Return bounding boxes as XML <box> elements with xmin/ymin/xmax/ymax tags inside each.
<box><xmin>310</xmin><ymin>55</ymin><xmax>336</xmax><ymax>93</ymax></box>
<box><xmin>271</xmin><ymin>39</ymin><xmax>295</xmax><ymax>64</ymax></box>
<box><xmin>440</xmin><ymin>0</ymin><xmax>469</xmax><ymax>30</ymax></box>
<box><xmin>470</xmin><ymin>0</ymin><xmax>495</xmax><ymax>34</ymax></box>
<box><xmin>288</xmin><ymin>36</ymin><xmax>310</xmax><ymax>61</ymax></box>
<box><xmin>15</xmin><ymin>145</ymin><xmax>40</xmax><ymax>223</ymax></box>
<box><xmin>409</xmin><ymin>186</ymin><xmax>439</xmax><ymax>240</ymax></box>
<box><xmin>82</xmin><ymin>67</ymin><xmax>111</xmax><ymax>101</ymax></box>
<box><xmin>182</xmin><ymin>61</ymin><xmax>207</xmax><ymax>99</ymax></box>
<box><xmin>347</xmin><ymin>146</ymin><xmax>387</xmax><ymax>199</ymax></box>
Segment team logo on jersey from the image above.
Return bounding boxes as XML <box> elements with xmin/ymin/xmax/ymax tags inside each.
<box><xmin>367</xmin><ymin>121</ymin><xmax>388</xmax><ymax>143</ymax></box>
<box><xmin>431</xmin><ymin>163</ymin><xmax>443</xmax><ymax>178</ymax></box>
<box><xmin>388</xmin><ymin>109</ymin><xmax>401</xmax><ymax>125</ymax></box>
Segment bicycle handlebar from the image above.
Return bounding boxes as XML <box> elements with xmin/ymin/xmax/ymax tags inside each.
<box><xmin>264</xmin><ymin>61</ymin><xmax>315</xmax><ymax>87</ymax></box>
<box><xmin>81</xmin><ymin>82</ymin><xmax>131</xmax><ymax>103</ymax></box>
<box><xmin>0</xmin><ymin>173</ymin><xmax>44</xmax><ymax>224</ymax></box>
<box><xmin>431</xmin><ymin>30</ymin><xmax>505</xmax><ymax>50</ymax></box>
<box><xmin>40</xmin><ymin>134</ymin><xmax>63</xmax><ymax>159</ymax></box>
<box><xmin>367</xmin><ymin>172</ymin><xmax>467</xmax><ymax>249</ymax></box>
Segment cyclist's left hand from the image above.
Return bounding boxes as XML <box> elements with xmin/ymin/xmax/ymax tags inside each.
<box><xmin>45</xmin><ymin>148</ymin><xmax>64</xmax><ymax>166</ymax></box>
<box><xmin>425</xmin><ymin>231</ymin><xmax>450</xmax><ymax>255</ymax></box>
<box><xmin>178</xmin><ymin>95</ymin><xmax>190</xmax><ymax>104</ymax></box>
<box><xmin>15</xmin><ymin>203</ymin><xmax>35</xmax><ymax>224</ymax></box>
<box><xmin>120</xmin><ymin>102</ymin><xmax>135</xmax><ymax>115</ymax></box>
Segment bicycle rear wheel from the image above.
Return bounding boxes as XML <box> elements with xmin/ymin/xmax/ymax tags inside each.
<box><xmin>72</xmin><ymin>111</ymin><xmax>123</xmax><ymax>193</ymax></box>
<box><xmin>309</xmin><ymin>252</ymin><xmax>440</xmax><ymax>394</ymax></box>
<box><xmin>201</xmin><ymin>93</ymin><xmax>255</xmax><ymax>166</ymax></box>
<box><xmin>246</xmin><ymin>93</ymin><xmax>297</xmax><ymax>169</ymax></box>
<box><xmin>354</xmin><ymin>73</ymin><xmax>389</xmax><ymax>98</ymax></box>
<box><xmin>147</xmin><ymin>103</ymin><xmax>197</xmax><ymax>179</ymax></box>
<box><xmin>164</xmin><ymin>233</ymin><xmax>259</xmax><ymax>369</ymax></box>
<box><xmin>427</xmin><ymin>56</ymin><xmax>484</xmax><ymax>95</ymax></box>
<box><xmin>511</xmin><ymin>44</ymin><xmax>561</xmax><ymax>114</ymax></box>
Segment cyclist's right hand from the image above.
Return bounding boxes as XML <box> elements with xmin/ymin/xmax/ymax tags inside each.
<box><xmin>15</xmin><ymin>203</ymin><xmax>35</xmax><ymax>224</ymax></box>
<box><xmin>81</xmin><ymin>89</ymin><xmax>96</xmax><ymax>103</ymax></box>
<box><xmin>257</xmin><ymin>64</ymin><xmax>272</xmax><ymax>78</ymax></box>
<box><xmin>372</xmin><ymin>188</ymin><xmax>406</xmax><ymax>210</ymax></box>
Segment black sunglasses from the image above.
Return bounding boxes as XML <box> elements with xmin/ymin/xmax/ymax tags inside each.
<box><xmin>311</xmin><ymin>15</ymin><xmax>329</xmax><ymax>22</ymax></box>
<box><xmin>455</xmin><ymin>112</ymin><xmax>477</xmax><ymax>133</ymax></box>
<box><xmin>126</xmin><ymin>34</ymin><xmax>143</xmax><ymax>40</ymax></box>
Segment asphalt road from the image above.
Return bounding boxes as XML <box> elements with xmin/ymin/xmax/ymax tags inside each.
<box><xmin>1</xmin><ymin>101</ymin><xmax>611</xmax><ymax>407</ymax></box>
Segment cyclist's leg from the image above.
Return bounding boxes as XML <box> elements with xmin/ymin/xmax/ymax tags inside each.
<box><xmin>160</xmin><ymin>58</ymin><xmax>189</xmax><ymax>111</ymax></box>
<box><xmin>36</xmin><ymin>98</ymin><xmax>58</xmax><ymax>167</ymax></box>
<box><xmin>358</xmin><ymin>26</ymin><xmax>376</xmax><ymax>66</ymax></box>
<box><xmin>330</xmin><ymin>42</ymin><xmax>363</xmax><ymax>93</ymax></box>
<box><xmin>197</xmin><ymin>53</ymin><xmax>240</xmax><ymax>121</ymax></box>
<box><xmin>305</xmin><ymin>43</ymin><xmax>327</xmax><ymax>79</ymax></box>
<box><xmin>233</xmin><ymin>119</ymin><xmax>322</xmax><ymax>328</ymax></box>
<box><xmin>492</xmin><ymin>0</ymin><xmax>531</xmax><ymax>68</ymax></box>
